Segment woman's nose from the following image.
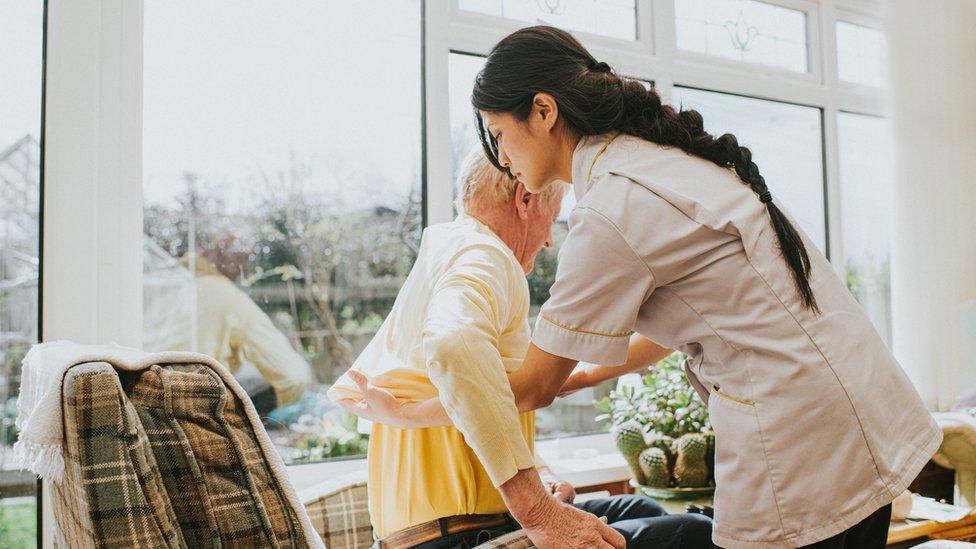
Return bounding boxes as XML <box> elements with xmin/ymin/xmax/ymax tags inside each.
<box><xmin>498</xmin><ymin>146</ymin><xmax>511</xmax><ymax>169</ymax></box>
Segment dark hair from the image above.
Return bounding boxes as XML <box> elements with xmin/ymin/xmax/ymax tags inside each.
<box><xmin>473</xmin><ymin>25</ymin><xmax>820</xmax><ymax>313</ymax></box>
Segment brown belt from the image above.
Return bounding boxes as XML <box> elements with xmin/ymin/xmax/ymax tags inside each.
<box><xmin>377</xmin><ymin>513</ymin><xmax>512</xmax><ymax>549</ymax></box>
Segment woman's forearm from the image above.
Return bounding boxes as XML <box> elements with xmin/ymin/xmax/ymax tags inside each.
<box><xmin>586</xmin><ymin>334</ymin><xmax>672</xmax><ymax>386</ymax></box>
<box><xmin>404</xmin><ymin>337</ymin><xmax>671</xmax><ymax>426</ymax></box>
<box><xmin>509</xmin><ymin>344</ymin><xmax>580</xmax><ymax>411</ymax></box>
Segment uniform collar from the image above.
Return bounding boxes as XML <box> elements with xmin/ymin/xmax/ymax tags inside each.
<box><xmin>570</xmin><ymin>131</ymin><xmax>620</xmax><ymax>201</ymax></box>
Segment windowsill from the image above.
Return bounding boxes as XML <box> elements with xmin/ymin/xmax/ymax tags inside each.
<box><xmin>287</xmin><ymin>432</ymin><xmax>630</xmax><ymax>499</ymax></box>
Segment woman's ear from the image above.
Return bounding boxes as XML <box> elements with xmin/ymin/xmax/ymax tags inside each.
<box><xmin>514</xmin><ymin>181</ymin><xmax>532</xmax><ymax>220</ymax></box>
<box><xmin>532</xmin><ymin>92</ymin><xmax>560</xmax><ymax>132</ymax></box>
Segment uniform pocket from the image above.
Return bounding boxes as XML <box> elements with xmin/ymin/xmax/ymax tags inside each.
<box><xmin>708</xmin><ymin>390</ymin><xmax>784</xmax><ymax>543</ymax></box>
<box><xmin>711</xmin><ymin>385</ymin><xmax>755</xmax><ymax>407</ymax></box>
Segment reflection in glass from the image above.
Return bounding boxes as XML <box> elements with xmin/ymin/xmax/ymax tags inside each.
<box><xmin>675</xmin><ymin>0</ymin><xmax>809</xmax><ymax>73</ymax></box>
<box><xmin>143</xmin><ymin>1</ymin><xmax>423</xmax><ymax>464</ymax></box>
<box><xmin>838</xmin><ymin>112</ymin><xmax>894</xmax><ymax>345</ymax></box>
<box><xmin>673</xmin><ymin>87</ymin><xmax>827</xmax><ymax>252</ymax></box>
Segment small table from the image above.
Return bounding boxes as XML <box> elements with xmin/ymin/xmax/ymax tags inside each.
<box><xmin>887</xmin><ymin>511</ymin><xmax>976</xmax><ymax>545</ymax></box>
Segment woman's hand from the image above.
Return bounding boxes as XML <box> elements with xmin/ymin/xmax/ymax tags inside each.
<box><xmin>336</xmin><ymin>370</ymin><xmax>455</xmax><ymax>429</ymax></box>
<box><xmin>335</xmin><ymin>371</ymin><xmax>412</xmax><ymax>429</ymax></box>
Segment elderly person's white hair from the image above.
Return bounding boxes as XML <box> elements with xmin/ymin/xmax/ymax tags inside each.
<box><xmin>454</xmin><ymin>149</ymin><xmax>564</xmax><ymax>215</ymax></box>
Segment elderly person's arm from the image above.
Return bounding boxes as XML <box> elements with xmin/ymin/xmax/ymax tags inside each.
<box><xmin>417</xmin><ymin>245</ymin><xmax>536</xmax><ymax>487</ymax></box>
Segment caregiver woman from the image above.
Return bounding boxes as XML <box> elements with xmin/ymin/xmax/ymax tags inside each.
<box><xmin>354</xmin><ymin>26</ymin><xmax>943</xmax><ymax>548</ymax></box>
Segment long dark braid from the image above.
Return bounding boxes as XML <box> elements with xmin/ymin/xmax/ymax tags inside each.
<box><xmin>473</xmin><ymin>25</ymin><xmax>820</xmax><ymax>313</ymax></box>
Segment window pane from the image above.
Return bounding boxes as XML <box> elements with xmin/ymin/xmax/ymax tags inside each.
<box><xmin>0</xmin><ymin>0</ymin><xmax>42</xmax><ymax>545</ymax></box>
<box><xmin>459</xmin><ymin>0</ymin><xmax>637</xmax><ymax>41</ymax></box>
<box><xmin>675</xmin><ymin>0</ymin><xmax>809</xmax><ymax>73</ymax></box>
<box><xmin>838</xmin><ymin>113</ymin><xmax>894</xmax><ymax>345</ymax></box>
<box><xmin>143</xmin><ymin>1</ymin><xmax>423</xmax><ymax>464</ymax></box>
<box><xmin>836</xmin><ymin>21</ymin><xmax>887</xmax><ymax>87</ymax></box>
<box><xmin>449</xmin><ymin>53</ymin><xmax>486</xmax><ymax>203</ymax></box>
<box><xmin>672</xmin><ymin>87</ymin><xmax>827</xmax><ymax>252</ymax></box>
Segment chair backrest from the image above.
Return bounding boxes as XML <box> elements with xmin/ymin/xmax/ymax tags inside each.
<box><xmin>57</xmin><ymin>361</ymin><xmax>311</xmax><ymax>548</ymax></box>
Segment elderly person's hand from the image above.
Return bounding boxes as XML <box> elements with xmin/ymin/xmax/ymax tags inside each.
<box><xmin>523</xmin><ymin>499</ymin><xmax>625</xmax><ymax>549</ymax></box>
<box><xmin>500</xmin><ymin>467</ymin><xmax>624</xmax><ymax>549</ymax></box>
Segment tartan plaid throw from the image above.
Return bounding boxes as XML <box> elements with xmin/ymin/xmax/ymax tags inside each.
<box><xmin>52</xmin><ymin>355</ymin><xmax>317</xmax><ymax>548</ymax></box>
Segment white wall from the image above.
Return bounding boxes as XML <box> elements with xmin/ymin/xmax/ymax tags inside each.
<box><xmin>887</xmin><ymin>0</ymin><xmax>976</xmax><ymax>409</ymax></box>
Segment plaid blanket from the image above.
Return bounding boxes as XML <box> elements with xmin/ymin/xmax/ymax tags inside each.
<box><xmin>54</xmin><ymin>358</ymin><xmax>314</xmax><ymax>548</ymax></box>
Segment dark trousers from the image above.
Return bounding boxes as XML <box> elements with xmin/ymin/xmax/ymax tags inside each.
<box><xmin>577</xmin><ymin>495</ymin><xmax>713</xmax><ymax>549</ymax></box>
<box><xmin>799</xmin><ymin>503</ymin><xmax>892</xmax><ymax>549</ymax></box>
<box><xmin>410</xmin><ymin>495</ymin><xmax>713</xmax><ymax>549</ymax></box>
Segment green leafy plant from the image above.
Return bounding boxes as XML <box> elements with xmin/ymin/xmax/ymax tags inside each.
<box><xmin>290</xmin><ymin>414</ymin><xmax>369</xmax><ymax>462</ymax></box>
<box><xmin>595</xmin><ymin>352</ymin><xmax>709</xmax><ymax>438</ymax></box>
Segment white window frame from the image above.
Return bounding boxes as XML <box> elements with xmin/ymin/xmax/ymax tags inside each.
<box><xmin>431</xmin><ymin>0</ymin><xmax>888</xmax><ymax>265</ymax></box>
<box><xmin>41</xmin><ymin>2</ymin><xmax>144</xmax><ymax>546</ymax></box>
<box><xmin>37</xmin><ymin>0</ymin><xmax>887</xmax><ymax>544</ymax></box>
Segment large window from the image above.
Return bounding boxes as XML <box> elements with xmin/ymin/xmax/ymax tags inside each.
<box><xmin>838</xmin><ymin>112</ymin><xmax>894</xmax><ymax>345</ymax></box>
<box><xmin>22</xmin><ymin>1</ymin><xmax>893</xmax><ymax>493</ymax></box>
<box><xmin>142</xmin><ymin>0</ymin><xmax>423</xmax><ymax>464</ymax></box>
<box><xmin>672</xmin><ymin>87</ymin><xmax>827</xmax><ymax>252</ymax></box>
<box><xmin>0</xmin><ymin>0</ymin><xmax>43</xmax><ymax>546</ymax></box>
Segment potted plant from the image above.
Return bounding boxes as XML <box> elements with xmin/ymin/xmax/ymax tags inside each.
<box><xmin>595</xmin><ymin>352</ymin><xmax>715</xmax><ymax>499</ymax></box>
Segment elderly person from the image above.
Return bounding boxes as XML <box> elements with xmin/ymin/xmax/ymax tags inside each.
<box><xmin>328</xmin><ymin>154</ymin><xmax>711</xmax><ymax>548</ymax></box>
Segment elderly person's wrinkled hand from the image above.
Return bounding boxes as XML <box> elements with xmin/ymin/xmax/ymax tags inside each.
<box><xmin>522</xmin><ymin>499</ymin><xmax>626</xmax><ymax>549</ymax></box>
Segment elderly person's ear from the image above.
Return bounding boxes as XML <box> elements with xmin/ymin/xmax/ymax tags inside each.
<box><xmin>514</xmin><ymin>181</ymin><xmax>532</xmax><ymax>220</ymax></box>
